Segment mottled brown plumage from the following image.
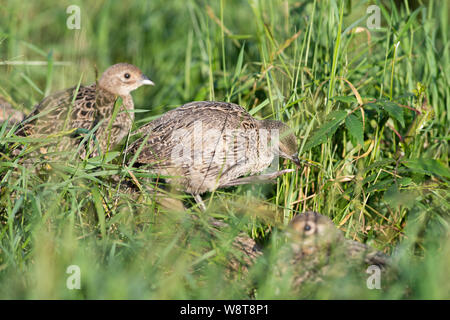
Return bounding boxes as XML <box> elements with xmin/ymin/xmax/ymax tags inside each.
<box><xmin>15</xmin><ymin>63</ymin><xmax>153</xmax><ymax>156</ymax></box>
<box><xmin>228</xmin><ymin>234</ymin><xmax>264</xmax><ymax>274</ymax></box>
<box><xmin>269</xmin><ymin>211</ymin><xmax>391</xmax><ymax>291</ymax></box>
<box><xmin>127</xmin><ymin>101</ymin><xmax>300</xmax><ymax>209</ymax></box>
<box><xmin>288</xmin><ymin>211</ymin><xmax>389</xmax><ymax>267</ymax></box>
<box><xmin>226</xmin><ymin>211</ymin><xmax>391</xmax><ymax>292</ymax></box>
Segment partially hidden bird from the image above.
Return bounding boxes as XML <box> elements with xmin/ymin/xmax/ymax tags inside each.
<box><xmin>126</xmin><ymin>101</ymin><xmax>301</xmax><ymax>210</ymax></box>
<box><xmin>15</xmin><ymin>63</ymin><xmax>153</xmax><ymax>158</ymax></box>
<box><xmin>226</xmin><ymin>211</ymin><xmax>391</xmax><ymax>293</ymax></box>
<box><xmin>275</xmin><ymin>211</ymin><xmax>391</xmax><ymax>292</ymax></box>
<box><xmin>287</xmin><ymin>211</ymin><xmax>389</xmax><ymax>267</ymax></box>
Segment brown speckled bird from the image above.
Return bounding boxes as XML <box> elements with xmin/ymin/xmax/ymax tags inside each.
<box><xmin>287</xmin><ymin>211</ymin><xmax>388</xmax><ymax>266</ymax></box>
<box><xmin>127</xmin><ymin>101</ymin><xmax>300</xmax><ymax>210</ymax></box>
<box><xmin>226</xmin><ymin>211</ymin><xmax>390</xmax><ymax>292</ymax></box>
<box><xmin>272</xmin><ymin>211</ymin><xmax>390</xmax><ymax>292</ymax></box>
<box><xmin>15</xmin><ymin>63</ymin><xmax>153</xmax><ymax>157</ymax></box>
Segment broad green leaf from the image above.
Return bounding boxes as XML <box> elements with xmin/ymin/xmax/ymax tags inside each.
<box><xmin>367</xmin><ymin>178</ymin><xmax>394</xmax><ymax>193</ymax></box>
<box><xmin>345</xmin><ymin>114</ymin><xmax>364</xmax><ymax>145</ymax></box>
<box><xmin>332</xmin><ymin>96</ymin><xmax>357</xmax><ymax>104</ymax></box>
<box><xmin>366</xmin><ymin>101</ymin><xmax>405</xmax><ymax>127</ymax></box>
<box><xmin>327</xmin><ymin>110</ymin><xmax>348</xmax><ymax>121</ymax></box>
<box><xmin>364</xmin><ymin>102</ymin><xmax>382</xmax><ymax>114</ymax></box>
<box><xmin>383</xmin><ymin>101</ymin><xmax>405</xmax><ymax>127</ymax></box>
<box><xmin>403</xmin><ymin>159</ymin><xmax>450</xmax><ymax>179</ymax></box>
<box><xmin>363</xmin><ymin>159</ymin><xmax>396</xmax><ymax>173</ymax></box>
<box><xmin>304</xmin><ymin>110</ymin><xmax>347</xmax><ymax>151</ymax></box>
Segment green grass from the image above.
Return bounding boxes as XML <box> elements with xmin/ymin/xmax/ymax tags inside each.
<box><xmin>0</xmin><ymin>0</ymin><xmax>449</xmax><ymax>299</ymax></box>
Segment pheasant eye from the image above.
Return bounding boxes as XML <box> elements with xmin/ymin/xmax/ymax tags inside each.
<box><xmin>124</xmin><ymin>73</ymin><xmax>130</xmax><ymax>79</ymax></box>
<box><xmin>304</xmin><ymin>224</ymin><xmax>311</xmax><ymax>231</ymax></box>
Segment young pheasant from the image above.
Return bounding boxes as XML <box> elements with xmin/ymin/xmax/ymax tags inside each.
<box><xmin>287</xmin><ymin>211</ymin><xmax>389</xmax><ymax>267</ymax></box>
<box><xmin>127</xmin><ymin>101</ymin><xmax>300</xmax><ymax>209</ymax></box>
<box><xmin>226</xmin><ymin>211</ymin><xmax>391</xmax><ymax>292</ymax></box>
<box><xmin>15</xmin><ymin>63</ymin><xmax>153</xmax><ymax>157</ymax></box>
<box><xmin>273</xmin><ymin>211</ymin><xmax>391</xmax><ymax>292</ymax></box>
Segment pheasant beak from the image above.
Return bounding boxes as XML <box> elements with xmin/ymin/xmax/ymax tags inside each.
<box><xmin>291</xmin><ymin>153</ymin><xmax>301</xmax><ymax>168</ymax></box>
<box><xmin>141</xmin><ymin>75</ymin><xmax>154</xmax><ymax>86</ymax></box>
